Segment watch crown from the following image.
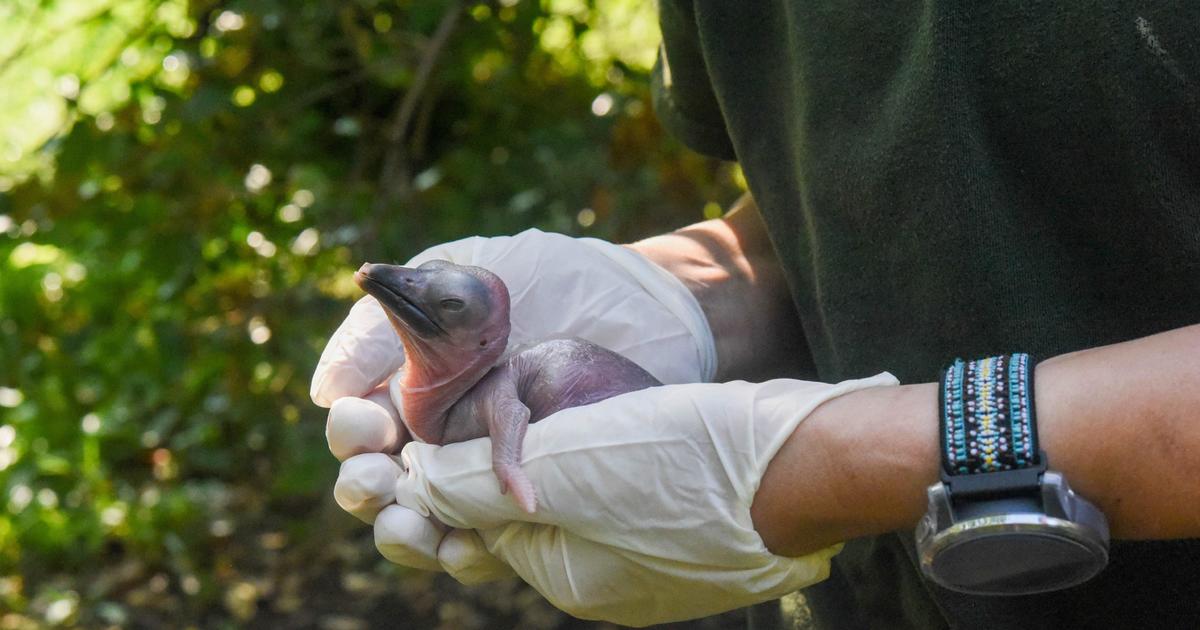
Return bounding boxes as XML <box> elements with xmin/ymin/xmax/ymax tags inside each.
<box><xmin>917</xmin><ymin>514</ymin><xmax>934</xmax><ymax>538</ymax></box>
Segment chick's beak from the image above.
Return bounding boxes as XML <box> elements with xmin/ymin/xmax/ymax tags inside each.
<box><xmin>355</xmin><ymin>263</ymin><xmax>444</xmax><ymax>338</ymax></box>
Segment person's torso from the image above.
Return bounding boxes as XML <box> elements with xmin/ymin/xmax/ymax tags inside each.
<box><xmin>680</xmin><ymin>2</ymin><xmax>1200</xmax><ymax>628</ymax></box>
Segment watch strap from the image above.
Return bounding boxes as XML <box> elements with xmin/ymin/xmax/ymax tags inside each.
<box><xmin>940</xmin><ymin>353</ymin><xmax>1040</xmax><ymax>476</ymax></box>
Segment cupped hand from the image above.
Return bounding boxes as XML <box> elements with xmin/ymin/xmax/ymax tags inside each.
<box><xmin>310</xmin><ymin>229</ymin><xmax>717</xmax><ymax>578</ymax></box>
<box><xmin>390</xmin><ymin>375</ymin><xmax>897</xmax><ymax>626</ymax></box>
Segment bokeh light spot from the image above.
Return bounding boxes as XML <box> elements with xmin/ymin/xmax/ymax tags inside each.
<box><xmin>81</xmin><ymin>413</ymin><xmax>101</xmax><ymax>434</ymax></box>
<box><xmin>0</xmin><ymin>388</ymin><xmax>23</xmax><ymax>408</ymax></box>
<box><xmin>244</xmin><ymin>163</ymin><xmax>271</xmax><ymax>192</ymax></box>
<box><xmin>248</xmin><ymin>316</ymin><xmax>272</xmax><ymax>344</ymax></box>
<box><xmin>291</xmin><ymin>228</ymin><xmax>320</xmax><ymax>256</ymax></box>
<box><xmin>591</xmin><ymin>93</ymin><xmax>613</xmax><ymax>116</ymax></box>
<box><xmin>292</xmin><ymin>189</ymin><xmax>315</xmax><ymax>207</ymax></box>
<box><xmin>232</xmin><ymin>85</ymin><xmax>256</xmax><ymax>107</ymax></box>
<box><xmin>215</xmin><ymin>10</ymin><xmax>245</xmax><ymax>32</ymax></box>
<box><xmin>259</xmin><ymin>69</ymin><xmax>284</xmax><ymax>93</ymax></box>
<box><xmin>278</xmin><ymin>204</ymin><xmax>302</xmax><ymax>223</ymax></box>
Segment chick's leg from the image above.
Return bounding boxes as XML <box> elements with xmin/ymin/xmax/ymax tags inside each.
<box><xmin>487</xmin><ymin>386</ymin><xmax>536</xmax><ymax>513</ymax></box>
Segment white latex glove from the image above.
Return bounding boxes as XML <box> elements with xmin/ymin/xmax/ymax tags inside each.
<box><xmin>312</xmin><ymin>229</ymin><xmax>716</xmax><ymax>574</ymax></box>
<box><xmin>312</xmin><ymin>228</ymin><xmax>716</xmax><ymax>408</ymax></box>
<box><xmin>390</xmin><ymin>374</ymin><xmax>898</xmax><ymax>626</ymax></box>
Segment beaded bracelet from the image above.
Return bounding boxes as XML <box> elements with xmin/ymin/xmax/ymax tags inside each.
<box><xmin>939</xmin><ymin>353</ymin><xmax>1039</xmax><ymax>476</ymax></box>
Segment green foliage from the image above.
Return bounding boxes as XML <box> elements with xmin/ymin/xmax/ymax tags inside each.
<box><xmin>0</xmin><ymin>0</ymin><xmax>741</xmax><ymax>626</ymax></box>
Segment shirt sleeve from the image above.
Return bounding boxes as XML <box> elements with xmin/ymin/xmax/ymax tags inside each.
<box><xmin>652</xmin><ymin>0</ymin><xmax>737</xmax><ymax>161</ymax></box>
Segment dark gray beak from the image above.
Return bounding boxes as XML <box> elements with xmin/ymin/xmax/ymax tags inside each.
<box><xmin>354</xmin><ymin>263</ymin><xmax>445</xmax><ymax>338</ymax></box>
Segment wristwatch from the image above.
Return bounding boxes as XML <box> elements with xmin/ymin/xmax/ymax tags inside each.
<box><xmin>915</xmin><ymin>354</ymin><xmax>1110</xmax><ymax>596</ymax></box>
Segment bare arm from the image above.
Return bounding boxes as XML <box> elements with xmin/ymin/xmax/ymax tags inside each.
<box><xmin>625</xmin><ymin>193</ymin><xmax>1200</xmax><ymax>552</ymax></box>
<box><xmin>627</xmin><ymin>194</ymin><xmax>813</xmax><ymax>382</ymax></box>
<box><xmin>752</xmin><ymin>323</ymin><xmax>1200</xmax><ymax>556</ymax></box>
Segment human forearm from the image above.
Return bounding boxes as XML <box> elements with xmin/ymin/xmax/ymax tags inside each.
<box><xmin>627</xmin><ymin>194</ymin><xmax>812</xmax><ymax>381</ymax></box>
<box><xmin>753</xmin><ymin>324</ymin><xmax>1200</xmax><ymax>556</ymax></box>
<box><xmin>1034</xmin><ymin>324</ymin><xmax>1200</xmax><ymax>538</ymax></box>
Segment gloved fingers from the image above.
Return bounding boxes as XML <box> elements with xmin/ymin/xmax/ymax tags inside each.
<box><xmin>373</xmin><ymin>504</ymin><xmax>447</xmax><ymax>572</ymax></box>
<box><xmin>325</xmin><ymin>384</ymin><xmax>410</xmax><ymax>461</ymax></box>
<box><xmin>375</xmin><ymin>510</ymin><xmax>519</xmax><ymax>584</ymax></box>
<box><xmin>370</xmin><ymin>491</ymin><xmax>515</xmax><ymax>581</ymax></box>
<box><xmin>438</xmin><ymin>528</ymin><xmax>518</xmax><ymax>584</ymax></box>
<box><xmin>333</xmin><ymin>453</ymin><xmax>404</xmax><ymax>524</ymax></box>
<box><xmin>310</xmin><ymin>295</ymin><xmax>404</xmax><ymax>407</ymax></box>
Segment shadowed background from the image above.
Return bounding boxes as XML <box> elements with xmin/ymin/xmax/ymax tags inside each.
<box><xmin>0</xmin><ymin>0</ymin><xmax>753</xmax><ymax>627</ymax></box>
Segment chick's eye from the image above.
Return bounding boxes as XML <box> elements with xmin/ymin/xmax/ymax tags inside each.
<box><xmin>440</xmin><ymin>298</ymin><xmax>465</xmax><ymax>311</ymax></box>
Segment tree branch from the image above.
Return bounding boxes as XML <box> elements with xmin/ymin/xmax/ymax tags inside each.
<box><xmin>375</xmin><ymin>2</ymin><xmax>464</xmax><ymax>206</ymax></box>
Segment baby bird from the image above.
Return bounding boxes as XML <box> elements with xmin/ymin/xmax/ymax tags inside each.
<box><xmin>354</xmin><ymin>260</ymin><xmax>661</xmax><ymax>512</ymax></box>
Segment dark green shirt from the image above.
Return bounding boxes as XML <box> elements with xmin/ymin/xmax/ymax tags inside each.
<box><xmin>654</xmin><ymin>2</ymin><xmax>1200</xmax><ymax>628</ymax></box>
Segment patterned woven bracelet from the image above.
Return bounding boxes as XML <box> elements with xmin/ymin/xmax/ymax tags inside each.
<box><xmin>940</xmin><ymin>353</ymin><xmax>1039</xmax><ymax>476</ymax></box>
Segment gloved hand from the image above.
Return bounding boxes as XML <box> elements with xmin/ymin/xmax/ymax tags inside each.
<box><xmin>311</xmin><ymin>229</ymin><xmax>717</xmax><ymax>570</ymax></box>
<box><xmin>390</xmin><ymin>374</ymin><xmax>898</xmax><ymax>626</ymax></box>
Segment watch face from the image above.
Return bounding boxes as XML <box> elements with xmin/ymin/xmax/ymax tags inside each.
<box><xmin>920</xmin><ymin>514</ymin><xmax>1109</xmax><ymax>596</ymax></box>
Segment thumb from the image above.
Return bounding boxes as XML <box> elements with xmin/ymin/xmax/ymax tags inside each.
<box><xmin>311</xmin><ymin>295</ymin><xmax>405</xmax><ymax>407</ymax></box>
